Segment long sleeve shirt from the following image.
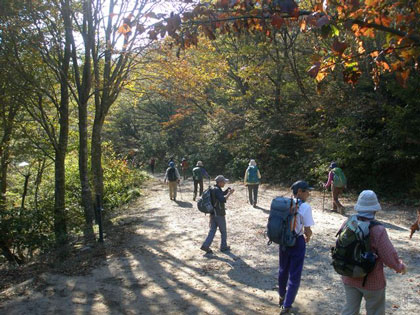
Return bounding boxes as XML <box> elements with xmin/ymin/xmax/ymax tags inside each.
<box><xmin>164</xmin><ymin>167</ymin><xmax>180</xmax><ymax>182</ymax></box>
<box><xmin>342</xmin><ymin>223</ymin><xmax>405</xmax><ymax>290</ymax></box>
<box><xmin>212</xmin><ymin>185</ymin><xmax>229</xmax><ymax>216</ymax></box>
<box><xmin>325</xmin><ymin>171</ymin><xmax>334</xmax><ymax>188</ymax></box>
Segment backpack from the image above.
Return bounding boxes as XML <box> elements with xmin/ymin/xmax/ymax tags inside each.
<box><xmin>197</xmin><ymin>187</ymin><xmax>215</xmax><ymax>214</ymax></box>
<box><xmin>167</xmin><ymin>167</ymin><xmax>177</xmax><ymax>181</ymax></box>
<box><xmin>247</xmin><ymin>166</ymin><xmax>259</xmax><ymax>183</ymax></box>
<box><xmin>331</xmin><ymin>215</ymin><xmax>381</xmax><ymax>283</ymax></box>
<box><xmin>192</xmin><ymin>167</ymin><xmax>203</xmax><ymax>181</ymax></box>
<box><xmin>266</xmin><ymin>197</ymin><xmax>301</xmax><ymax>247</ymax></box>
<box><xmin>333</xmin><ymin>167</ymin><xmax>347</xmax><ymax>188</ymax></box>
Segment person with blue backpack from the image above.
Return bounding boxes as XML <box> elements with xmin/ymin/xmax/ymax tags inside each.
<box><xmin>325</xmin><ymin>161</ymin><xmax>347</xmax><ymax>213</ymax></box>
<box><xmin>278</xmin><ymin>180</ymin><xmax>315</xmax><ymax>314</ymax></box>
<box><xmin>164</xmin><ymin>161</ymin><xmax>180</xmax><ymax>201</ymax></box>
<box><xmin>200</xmin><ymin>175</ymin><xmax>235</xmax><ymax>254</ymax></box>
<box><xmin>192</xmin><ymin>161</ymin><xmax>210</xmax><ymax>201</ymax></box>
<box><xmin>244</xmin><ymin>159</ymin><xmax>261</xmax><ymax>207</ymax></box>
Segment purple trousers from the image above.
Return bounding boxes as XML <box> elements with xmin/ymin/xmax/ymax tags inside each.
<box><xmin>278</xmin><ymin>235</ymin><xmax>306</xmax><ymax>308</ymax></box>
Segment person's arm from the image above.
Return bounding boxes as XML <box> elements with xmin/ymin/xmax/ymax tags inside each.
<box><xmin>202</xmin><ymin>168</ymin><xmax>210</xmax><ymax>179</ymax></box>
<box><xmin>244</xmin><ymin>169</ymin><xmax>248</xmax><ymax>185</ymax></box>
<box><xmin>257</xmin><ymin>169</ymin><xmax>261</xmax><ymax>180</ymax></box>
<box><xmin>375</xmin><ymin>227</ymin><xmax>406</xmax><ymax>273</ymax></box>
<box><xmin>302</xmin><ymin>204</ymin><xmax>315</xmax><ymax>243</ymax></box>
<box><xmin>163</xmin><ymin>169</ymin><xmax>168</xmax><ymax>183</ymax></box>
<box><xmin>304</xmin><ymin>227</ymin><xmax>312</xmax><ymax>243</ymax></box>
<box><xmin>325</xmin><ymin>171</ymin><xmax>333</xmax><ymax>188</ymax></box>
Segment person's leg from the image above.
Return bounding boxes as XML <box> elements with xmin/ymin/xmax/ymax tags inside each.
<box><xmin>283</xmin><ymin>236</ymin><xmax>306</xmax><ymax>309</ymax></box>
<box><xmin>332</xmin><ymin>185</ymin><xmax>337</xmax><ymax>211</ymax></box>
<box><xmin>333</xmin><ymin>185</ymin><xmax>344</xmax><ymax>210</ymax></box>
<box><xmin>168</xmin><ymin>181</ymin><xmax>174</xmax><ymax>199</ymax></box>
<box><xmin>341</xmin><ymin>284</ymin><xmax>363</xmax><ymax>315</ymax></box>
<box><xmin>216</xmin><ymin>216</ymin><xmax>228</xmax><ymax>249</ymax></box>
<box><xmin>202</xmin><ymin>215</ymin><xmax>217</xmax><ymax>249</ymax></box>
<box><xmin>173</xmin><ymin>182</ymin><xmax>178</xmax><ymax>200</ymax></box>
<box><xmin>363</xmin><ymin>288</ymin><xmax>385</xmax><ymax>315</ymax></box>
<box><xmin>253</xmin><ymin>184</ymin><xmax>259</xmax><ymax>205</ymax></box>
<box><xmin>199</xmin><ymin>179</ymin><xmax>203</xmax><ymax>196</ymax></box>
<box><xmin>278</xmin><ymin>247</ymin><xmax>292</xmax><ymax>301</ymax></box>
<box><xmin>193</xmin><ymin>180</ymin><xmax>198</xmax><ymax>200</ymax></box>
<box><xmin>248</xmin><ymin>185</ymin><xmax>253</xmax><ymax>204</ymax></box>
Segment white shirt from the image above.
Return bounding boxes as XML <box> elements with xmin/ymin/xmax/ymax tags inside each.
<box><xmin>294</xmin><ymin>202</ymin><xmax>315</xmax><ymax>236</ymax></box>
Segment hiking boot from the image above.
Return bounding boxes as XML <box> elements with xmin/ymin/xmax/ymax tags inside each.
<box><xmin>220</xmin><ymin>246</ymin><xmax>230</xmax><ymax>252</ymax></box>
<box><xmin>200</xmin><ymin>246</ymin><xmax>213</xmax><ymax>254</ymax></box>
<box><xmin>253</xmin><ymin>202</ymin><xmax>257</xmax><ymax>208</ymax></box>
<box><xmin>279</xmin><ymin>296</ymin><xmax>285</xmax><ymax>307</ymax></box>
<box><xmin>193</xmin><ymin>196</ymin><xmax>196</xmax><ymax>201</ymax></box>
<box><xmin>280</xmin><ymin>306</ymin><xmax>292</xmax><ymax>314</ymax></box>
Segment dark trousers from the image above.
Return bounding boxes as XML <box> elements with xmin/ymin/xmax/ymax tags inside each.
<box><xmin>150</xmin><ymin>164</ymin><xmax>155</xmax><ymax>174</ymax></box>
<box><xmin>278</xmin><ymin>235</ymin><xmax>306</xmax><ymax>308</ymax></box>
<box><xmin>193</xmin><ymin>179</ymin><xmax>203</xmax><ymax>199</ymax></box>
<box><xmin>247</xmin><ymin>184</ymin><xmax>259</xmax><ymax>205</ymax></box>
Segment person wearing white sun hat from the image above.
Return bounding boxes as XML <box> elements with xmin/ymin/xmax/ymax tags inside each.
<box><xmin>341</xmin><ymin>190</ymin><xmax>407</xmax><ymax>315</ymax></box>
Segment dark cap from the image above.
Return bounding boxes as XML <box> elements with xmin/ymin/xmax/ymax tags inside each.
<box><xmin>329</xmin><ymin>162</ymin><xmax>337</xmax><ymax>169</ymax></box>
<box><xmin>290</xmin><ymin>180</ymin><xmax>313</xmax><ymax>195</ymax></box>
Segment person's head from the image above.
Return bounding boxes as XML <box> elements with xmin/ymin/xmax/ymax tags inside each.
<box><xmin>169</xmin><ymin>161</ymin><xmax>175</xmax><ymax>168</ymax></box>
<box><xmin>215</xmin><ymin>175</ymin><xmax>229</xmax><ymax>187</ymax></box>
<box><xmin>196</xmin><ymin>161</ymin><xmax>203</xmax><ymax>167</ymax></box>
<box><xmin>182</xmin><ymin>157</ymin><xmax>186</xmax><ymax>161</ymax></box>
<box><xmin>290</xmin><ymin>180</ymin><xmax>313</xmax><ymax>201</ymax></box>
<box><xmin>354</xmin><ymin>190</ymin><xmax>381</xmax><ymax>219</ymax></box>
<box><xmin>329</xmin><ymin>162</ymin><xmax>337</xmax><ymax>169</ymax></box>
<box><xmin>249</xmin><ymin>159</ymin><xmax>256</xmax><ymax>166</ymax></box>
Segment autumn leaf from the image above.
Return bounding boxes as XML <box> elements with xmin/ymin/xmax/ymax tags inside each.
<box><xmin>271</xmin><ymin>14</ymin><xmax>284</xmax><ymax>29</ymax></box>
<box><xmin>332</xmin><ymin>39</ymin><xmax>348</xmax><ymax>56</ymax></box>
<box><xmin>396</xmin><ymin>69</ymin><xmax>410</xmax><ymax>87</ymax></box>
<box><xmin>308</xmin><ymin>62</ymin><xmax>321</xmax><ymax>78</ymax></box>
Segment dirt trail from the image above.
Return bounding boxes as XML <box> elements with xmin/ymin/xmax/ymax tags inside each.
<box><xmin>1</xmin><ymin>176</ymin><xmax>419</xmax><ymax>315</ymax></box>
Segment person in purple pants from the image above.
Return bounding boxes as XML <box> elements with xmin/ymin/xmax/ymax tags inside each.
<box><xmin>278</xmin><ymin>180</ymin><xmax>315</xmax><ymax>314</ymax></box>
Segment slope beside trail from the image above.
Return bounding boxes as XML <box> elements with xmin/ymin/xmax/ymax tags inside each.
<box><xmin>1</xmin><ymin>176</ymin><xmax>419</xmax><ymax>315</ymax></box>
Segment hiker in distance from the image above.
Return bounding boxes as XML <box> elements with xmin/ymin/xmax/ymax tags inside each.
<box><xmin>338</xmin><ymin>190</ymin><xmax>406</xmax><ymax>315</ymax></box>
<box><xmin>278</xmin><ymin>180</ymin><xmax>315</xmax><ymax>315</ymax></box>
<box><xmin>163</xmin><ymin>161</ymin><xmax>181</xmax><ymax>201</ymax></box>
<box><xmin>181</xmin><ymin>157</ymin><xmax>189</xmax><ymax>180</ymax></box>
<box><xmin>325</xmin><ymin>161</ymin><xmax>347</xmax><ymax>213</ymax></box>
<box><xmin>244</xmin><ymin>159</ymin><xmax>261</xmax><ymax>207</ymax></box>
<box><xmin>149</xmin><ymin>157</ymin><xmax>156</xmax><ymax>174</ymax></box>
<box><xmin>200</xmin><ymin>175</ymin><xmax>235</xmax><ymax>254</ymax></box>
<box><xmin>192</xmin><ymin>161</ymin><xmax>210</xmax><ymax>201</ymax></box>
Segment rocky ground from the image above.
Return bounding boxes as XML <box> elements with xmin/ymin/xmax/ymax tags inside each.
<box><xmin>1</xmin><ymin>175</ymin><xmax>419</xmax><ymax>314</ymax></box>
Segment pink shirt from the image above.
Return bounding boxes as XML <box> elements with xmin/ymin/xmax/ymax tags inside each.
<box><xmin>342</xmin><ymin>223</ymin><xmax>405</xmax><ymax>290</ymax></box>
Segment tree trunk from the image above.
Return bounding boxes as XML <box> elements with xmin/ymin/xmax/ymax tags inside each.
<box><xmin>91</xmin><ymin>114</ymin><xmax>105</xmax><ymax>205</ymax></box>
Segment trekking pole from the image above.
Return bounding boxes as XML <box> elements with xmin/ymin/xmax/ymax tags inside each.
<box><xmin>322</xmin><ymin>184</ymin><xmax>326</xmax><ymax>212</ymax></box>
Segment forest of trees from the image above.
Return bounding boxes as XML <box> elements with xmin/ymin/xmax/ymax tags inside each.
<box><xmin>1</xmin><ymin>1</ymin><xmax>419</xmax><ymax>264</ymax></box>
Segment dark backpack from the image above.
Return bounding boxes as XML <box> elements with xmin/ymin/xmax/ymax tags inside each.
<box><xmin>331</xmin><ymin>215</ymin><xmax>381</xmax><ymax>283</ymax></box>
<box><xmin>192</xmin><ymin>167</ymin><xmax>203</xmax><ymax>181</ymax></box>
<box><xmin>247</xmin><ymin>166</ymin><xmax>259</xmax><ymax>183</ymax></box>
<box><xmin>267</xmin><ymin>197</ymin><xmax>301</xmax><ymax>247</ymax></box>
<box><xmin>333</xmin><ymin>167</ymin><xmax>347</xmax><ymax>188</ymax></box>
<box><xmin>167</xmin><ymin>167</ymin><xmax>177</xmax><ymax>181</ymax></box>
<box><xmin>197</xmin><ymin>187</ymin><xmax>215</xmax><ymax>214</ymax></box>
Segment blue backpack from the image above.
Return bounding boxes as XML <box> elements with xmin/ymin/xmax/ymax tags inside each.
<box><xmin>197</xmin><ymin>187</ymin><xmax>215</xmax><ymax>214</ymax></box>
<box><xmin>267</xmin><ymin>197</ymin><xmax>301</xmax><ymax>247</ymax></box>
<box><xmin>247</xmin><ymin>166</ymin><xmax>259</xmax><ymax>183</ymax></box>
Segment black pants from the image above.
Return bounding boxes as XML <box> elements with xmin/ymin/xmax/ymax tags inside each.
<box><xmin>150</xmin><ymin>164</ymin><xmax>155</xmax><ymax>174</ymax></box>
<box><xmin>193</xmin><ymin>179</ymin><xmax>203</xmax><ymax>199</ymax></box>
<box><xmin>247</xmin><ymin>184</ymin><xmax>259</xmax><ymax>205</ymax></box>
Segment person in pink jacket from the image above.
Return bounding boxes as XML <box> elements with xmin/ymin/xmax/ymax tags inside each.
<box><xmin>341</xmin><ymin>190</ymin><xmax>407</xmax><ymax>315</ymax></box>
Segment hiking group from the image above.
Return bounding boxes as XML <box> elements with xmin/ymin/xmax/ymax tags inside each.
<box><xmin>159</xmin><ymin>158</ymin><xmax>408</xmax><ymax>315</ymax></box>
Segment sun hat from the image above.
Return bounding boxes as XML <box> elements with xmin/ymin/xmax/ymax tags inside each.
<box><xmin>329</xmin><ymin>162</ymin><xmax>337</xmax><ymax>169</ymax></box>
<box><xmin>249</xmin><ymin>159</ymin><xmax>256</xmax><ymax>166</ymax></box>
<box><xmin>354</xmin><ymin>190</ymin><xmax>381</xmax><ymax>212</ymax></box>
<box><xmin>196</xmin><ymin>161</ymin><xmax>203</xmax><ymax>167</ymax></box>
<box><xmin>290</xmin><ymin>180</ymin><xmax>313</xmax><ymax>195</ymax></box>
<box><xmin>169</xmin><ymin>161</ymin><xmax>175</xmax><ymax>168</ymax></box>
<box><xmin>215</xmin><ymin>175</ymin><xmax>229</xmax><ymax>183</ymax></box>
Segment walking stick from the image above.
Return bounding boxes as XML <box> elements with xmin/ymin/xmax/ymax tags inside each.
<box><xmin>322</xmin><ymin>185</ymin><xmax>326</xmax><ymax>212</ymax></box>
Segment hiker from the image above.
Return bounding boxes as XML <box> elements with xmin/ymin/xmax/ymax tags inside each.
<box><xmin>163</xmin><ymin>161</ymin><xmax>180</xmax><ymax>201</ymax></box>
<box><xmin>181</xmin><ymin>157</ymin><xmax>189</xmax><ymax>180</ymax></box>
<box><xmin>278</xmin><ymin>180</ymin><xmax>315</xmax><ymax>314</ymax></box>
<box><xmin>244</xmin><ymin>159</ymin><xmax>261</xmax><ymax>207</ymax></box>
<box><xmin>325</xmin><ymin>161</ymin><xmax>347</xmax><ymax>213</ymax></box>
<box><xmin>149</xmin><ymin>157</ymin><xmax>156</xmax><ymax>174</ymax></box>
<box><xmin>339</xmin><ymin>190</ymin><xmax>406</xmax><ymax>315</ymax></box>
<box><xmin>409</xmin><ymin>208</ymin><xmax>420</xmax><ymax>239</ymax></box>
<box><xmin>200</xmin><ymin>175</ymin><xmax>235</xmax><ymax>254</ymax></box>
<box><xmin>167</xmin><ymin>156</ymin><xmax>175</xmax><ymax>166</ymax></box>
<box><xmin>192</xmin><ymin>161</ymin><xmax>210</xmax><ymax>201</ymax></box>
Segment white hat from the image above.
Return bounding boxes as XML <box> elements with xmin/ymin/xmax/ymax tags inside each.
<box><xmin>215</xmin><ymin>175</ymin><xmax>229</xmax><ymax>183</ymax></box>
<box><xmin>196</xmin><ymin>161</ymin><xmax>203</xmax><ymax>167</ymax></box>
<box><xmin>354</xmin><ymin>190</ymin><xmax>382</xmax><ymax>212</ymax></box>
<box><xmin>249</xmin><ymin>159</ymin><xmax>256</xmax><ymax>166</ymax></box>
